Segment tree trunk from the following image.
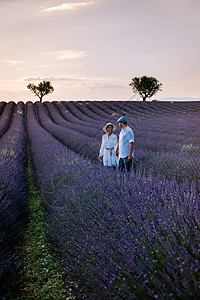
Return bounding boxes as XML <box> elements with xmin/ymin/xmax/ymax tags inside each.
<box><xmin>40</xmin><ymin>97</ymin><xmax>43</xmax><ymax>103</ymax></box>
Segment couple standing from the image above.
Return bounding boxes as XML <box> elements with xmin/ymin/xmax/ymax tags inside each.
<box><xmin>99</xmin><ymin>116</ymin><xmax>134</xmax><ymax>172</ymax></box>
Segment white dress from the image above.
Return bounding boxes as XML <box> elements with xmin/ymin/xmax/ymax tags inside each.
<box><xmin>99</xmin><ymin>133</ymin><xmax>118</xmax><ymax>166</ymax></box>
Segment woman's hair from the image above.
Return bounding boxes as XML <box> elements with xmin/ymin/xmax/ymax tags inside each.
<box><xmin>106</xmin><ymin>124</ymin><xmax>113</xmax><ymax>130</ymax></box>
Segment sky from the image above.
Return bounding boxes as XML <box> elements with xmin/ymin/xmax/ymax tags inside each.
<box><xmin>0</xmin><ymin>0</ymin><xmax>200</xmax><ymax>102</ymax></box>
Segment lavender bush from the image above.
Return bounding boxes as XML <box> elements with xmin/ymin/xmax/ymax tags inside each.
<box><xmin>0</xmin><ymin>102</ymin><xmax>29</xmax><ymax>298</ymax></box>
<box><xmin>34</xmin><ymin>101</ymin><xmax>100</xmax><ymax>160</ymax></box>
<box><xmin>86</xmin><ymin>101</ymin><xmax>116</xmax><ymax>119</ymax></box>
<box><xmin>0</xmin><ymin>101</ymin><xmax>6</xmax><ymax>115</ymax></box>
<box><xmin>73</xmin><ymin>100</ymin><xmax>110</xmax><ymax>121</ymax></box>
<box><xmin>37</xmin><ymin>101</ymin><xmax>200</xmax><ymax>185</ymax></box>
<box><xmin>63</xmin><ymin>101</ymin><xmax>104</xmax><ymax>123</ymax></box>
<box><xmin>0</xmin><ymin>99</ymin><xmax>199</xmax><ymax>299</ymax></box>
<box><xmin>0</xmin><ymin>101</ymin><xmax>15</xmax><ymax>137</ymax></box>
<box><xmin>53</xmin><ymin>101</ymin><xmax>98</xmax><ymax>127</ymax></box>
<box><xmin>26</xmin><ymin>101</ymin><xmax>200</xmax><ymax>299</ymax></box>
<box><xmin>44</xmin><ymin>101</ymin><xmax>104</xmax><ymax>139</ymax></box>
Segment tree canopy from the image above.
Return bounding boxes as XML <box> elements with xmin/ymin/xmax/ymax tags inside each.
<box><xmin>129</xmin><ymin>76</ymin><xmax>162</xmax><ymax>101</ymax></box>
<box><xmin>27</xmin><ymin>81</ymin><xmax>54</xmax><ymax>102</ymax></box>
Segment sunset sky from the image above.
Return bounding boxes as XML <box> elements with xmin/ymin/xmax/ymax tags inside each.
<box><xmin>0</xmin><ymin>0</ymin><xmax>200</xmax><ymax>102</ymax></box>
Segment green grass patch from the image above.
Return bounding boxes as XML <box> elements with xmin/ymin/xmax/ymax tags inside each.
<box><xmin>11</xmin><ymin>170</ymin><xmax>74</xmax><ymax>300</ymax></box>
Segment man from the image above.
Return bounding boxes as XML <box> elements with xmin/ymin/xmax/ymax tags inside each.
<box><xmin>115</xmin><ymin>116</ymin><xmax>134</xmax><ymax>172</ymax></box>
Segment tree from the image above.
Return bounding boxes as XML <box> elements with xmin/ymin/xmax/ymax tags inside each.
<box><xmin>129</xmin><ymin>76</ymin><xmax>162</xmax><ymax>101</ymax></box>
<box><xmin>27</xmin><ymin>80</ymin><xmax>54</xmax><ymax>102</ymax></box>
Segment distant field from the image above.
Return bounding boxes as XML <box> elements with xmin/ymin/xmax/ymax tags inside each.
<box><xmin>1</xmin><ymin>100</ymin><xmax>200</xmax><ymax>299</ymax></box>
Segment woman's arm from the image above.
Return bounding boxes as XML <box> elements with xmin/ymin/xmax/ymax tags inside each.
<box><xmin>115</xmin><ymin>141</ymin><xmax>119</xmax><ymax>157</ymax></box>
<box><xmin>99</xmin><ymin>135</ymin><xmax>105</xmax><ymax>161</ymax></box>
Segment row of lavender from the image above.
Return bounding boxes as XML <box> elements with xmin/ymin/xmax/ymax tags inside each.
<box><xmin>34</xmin><ymin>101</ymin><xmax>200</xmax><ymax>185</ymax></box>
<box><xmin>100</xmin><ymin>101</ymin><xmax>200</xmax><ymax>184</ymax></box>
<box><xmin>60</xmin><ymin>100</ymin><xmax>200</xmax><ymax>153</ymax></box>
<box><xmin>0</xmin><ymin>101</ymin><xmax>15</xmax><ymax>137</ymax></box>
<box><xmin>2</xmin><ymin>99</ymin><xmax>198</xmax><ymax>186</ymax></box>
<box><xmin>26</xmin><ymin>102</ymin><xmax>200</xmax><ymax>299</ymax></box>
<box><xmin>0</xmin><ymin>102</ymin><xmax>29</xmax><ymax>299</ymax></box>
<box><xmin>0</xmin><ymin>100</ymin><xmax>200</xmax><ymax>297</ymax></box>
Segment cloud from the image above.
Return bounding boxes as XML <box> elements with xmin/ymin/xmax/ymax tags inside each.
<box><xmin>22</xmin><ymin>76</ymin><xmax>41</xmax><ymax>81</ymax></box>
<box><xmin>96</xmin><ymin>82</ymin><xmax>127</xmax><ymax>90</ymax></box>
<box><xmin>42</xmin><ymin>1</ymin><xmax>95</xmax><ymax>13</ymax></box>
<box><xmin>57</xmin><ymin>50</ymin><xmax>89</xmax><ymax>60</ymax></box>
<box><xmin>160</xmin><ymin>96</ymin><xmax>200</xmax><ymax>101</ymax></box>
<box><xmin>78</xmin><ymin>76</ymin><xmax>128</xmax><ymax>89</ymax></box>
<box><xmin>22</xmin><ymin>76</ymin><xmax>81</xmax><ymax>82</ymax></box>
<box><xmin>2</xmin><ymin>60</ymin><xmax>26</xmax><ymax>66</ymax></box>
<box><xmin>22</xmin><ymin>76</ymin><xmax>128</xmax><ymax>89</ymax></box>
<box><xmin>38</xmin><ymin>50</ymin><xmax>90</xmax><ymax>60</ymax></box>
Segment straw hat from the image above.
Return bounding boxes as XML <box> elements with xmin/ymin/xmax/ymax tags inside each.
<box><xmin>103</xmin><ymin>122</ymin><xmax>116</xmax><ymax>133</ymax></box>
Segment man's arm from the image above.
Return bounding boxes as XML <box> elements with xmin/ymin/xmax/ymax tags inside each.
<box><xmin>128</xmin><ymin>142</ymin><xmax>134</xmax><ymax>161</ymax></box>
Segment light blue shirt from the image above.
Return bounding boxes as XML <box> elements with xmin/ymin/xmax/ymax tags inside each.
<box><xmin>119</xmin><ymin>126</ymin><xmax>134</xmax><ymax>158</ymax></box>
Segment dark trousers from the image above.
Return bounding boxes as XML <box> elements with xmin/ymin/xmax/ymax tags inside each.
<box><xmin>118</xmin><ymin>157</ymin><xmax>132</xmax><ymax>172</ymax></box>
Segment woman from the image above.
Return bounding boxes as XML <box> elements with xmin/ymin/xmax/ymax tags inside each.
<box><xmin>99</xmin><ymin>123</ymin><xmax>118</xmax><ymax>167</ymax></box>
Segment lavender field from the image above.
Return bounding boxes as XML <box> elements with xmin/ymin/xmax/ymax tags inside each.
<box><xmin>0</xmin><ymin>100</ymin><xmax>200</xmax><ymax>299</ymax></box>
